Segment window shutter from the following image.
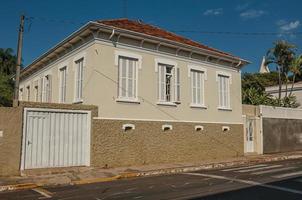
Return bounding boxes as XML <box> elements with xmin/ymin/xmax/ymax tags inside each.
<box><xmin>48</xmin><ymin>75</ymin><xmax>52</xmax><ymax>102</ymax></box>
<box><xmin>39</xmin><ymin>78</ymin><xmax>44</xmax><ymax>102</ymax></box>
<box><xmin>159</xmin><ymin>65</ymin><xmax>166</xmax><ymax>101</ymax></box>
<box><xmin>175</xmin><ymin>67</ymin><xmax>180</xmax><ymax>102</ymax></box>
<box><xmin>128</xmin><ymin>59</ymin><xmax>133</xmax><ymax>98</ymax></box>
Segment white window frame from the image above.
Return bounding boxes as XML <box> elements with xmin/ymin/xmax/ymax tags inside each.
<box><xmin>42</xmin><ymin>75</ymin><xmax>51</xmax><ymax>103</ymax></box>
<box><xmin>34</xmin><ymin>80</ymin><xmax>39</xmax><ymax>102</ymax></box>
<box><xmin>216</xmin><ymin>71</ymin><xmax>232</xmax><ymax>110</ymax></box>
<box><xmin>74</xmin><ymin>58</ymin><xmax>84</xmax><ymax>103</ymax></box>
<box><xmin>117</xmin><ymin>56</ymin><xmax>139</xmax><ymax>102</ymax></box>
<box><xmin>59</xmin><ymin>66</ymin><xmax>67</xmax><ymax>103</ymax></box>
<box><xmin>26</xmin><ymin>85</ymin><xmax>30</xmax><ymax>101</ymax></box>
<box><xmin>115</xmin><ymin>51</ymin><xmax>141</xmax><ymax>103</ymax></box>
<box><xmin>188</xmin><ymin>65</ymin><xmax>207</xmax><ymax>108</ymax></box>
<box><xmin>155</xmin><ymin>58</ymin><xmax>179</xmax><ymax>106</ymax></box>
<box><xmin>19</xmin><ymin>87</ymin><xmax>23</xmax><ymax>101</ymax></box>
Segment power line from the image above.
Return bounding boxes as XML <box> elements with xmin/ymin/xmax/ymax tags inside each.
<box><xmin>24</xmin><ymin>15</ymin><xmax>302</xmax><ymax>37</ymax></box>
<box><xmin>171</xmin><ymin>30</ymin><xmax>302</xmax><ymax>36</ymax></box>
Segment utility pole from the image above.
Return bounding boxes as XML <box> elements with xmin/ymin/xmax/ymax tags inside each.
<box><xmin>13</xmin><ymin>14</ymin><xmax>25</xmax><ymax>107</ymax></box>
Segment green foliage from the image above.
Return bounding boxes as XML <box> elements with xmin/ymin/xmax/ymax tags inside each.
<box><xmin>265</xmin><ymin>40</ymin><xmax>296</xmax><ymax>76</ymax></box>
<box><xmin>0</xmin><ymin>48</ymin><xmax>17</xmax><ymax>75</ymax></box>
<box><xmin>0</xmin><ymin>48</ymin><xmax>16</xmax><ymax>107</ymax></box>
<box><xmin>0</xmin><ymin>74</ymin><xmax>13</xmax><ymax>106</ymax></box>
<box><xmin>242</xmin><ymin>72</ymin><xmax>279</xmax><ymax>91</ymax></box>
<box><xmin>242</xmin><ymin>87</ymin><xmax>276</xmax><ymax>106</ymax></box>
<box><xmin>281</xmin><ymin>95</ymin><xmax>300</xmax><ymax>108</ymax></box>
<box><xmin>242</xmin><ymin>72</ymin><xmax>299</xmax><ymax>108</ymax></box>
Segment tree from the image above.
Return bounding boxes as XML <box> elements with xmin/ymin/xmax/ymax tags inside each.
<box><xmin>0</xmin><ymin>48</ymin><xmax>17</xmax><ymax>106</ymax></box>
<box><xmin>0</xmin><ymin>48</ymin><xmax>17</xmax><ymax>75</ymax></box>
<box><xmin>242</xmin><ymin>72</ymin><xmax>299</xmax><ymax>108</ymax></box>
<box><xmin>265</xmin><ymin>40</ymin><xmax>296</xmax><ymax>104</ymax></box>
<box><xmin>0</xmin><ymin>74</ymin><xmax>14</xmax><ymax>106</ymax></box>
<box><xmin>289</xmin><ymin>55</ymin><xmax>302</xmax><ymax>96</ymax></box>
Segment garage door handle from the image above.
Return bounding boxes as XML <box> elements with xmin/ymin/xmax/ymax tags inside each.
<box><xmin>27</xmin><ymin>140</ymin><xmax>32</xmax><ymax>145</ymax></box>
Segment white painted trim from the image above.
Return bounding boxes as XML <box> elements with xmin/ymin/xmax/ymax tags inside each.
<box><xmin>20</xmin><ymin>108</ymin><xmax>28</xmax><ymax>170</ymax></box>
<box><xmin>58</xmin><ymin>66</ymin><xmax>67</xmax><ymax>103</ymax></box>
<box><xmin>156</xmin><ymin>101</ymin><xmax>177</xmax><ymax>107</ymax></box>
<box><xmin>162</xmin><ymin>124</ymin><xmax>173</xmax><ymax>131</ymax></box>
<box><xmin>190</xmin><ymin>104</ymin><xmax>207</xmax><ymax>109</ymax></box>
<box><xmin>259</xmin><ymin>105</ymin><xmax>264</xmax><ymax>155</ymax></box>
<box><xmin>190</xmin><ymin>70</ymin><xmax>206</xmax><ymax>107</ymax></box>
<box><xmin>95</xmin><ymin>39</ymin><xmax>240</xmax><ymax>73</ymax></box>
<box><xmin>93</xmin><ymin>117</ymin><xmax>244</xmax><ymax>125</ymax></box>
<box><xmin>122</xmin><ymin>124</ymin><xmax>135</xmax><ymax>131</ymax></box>
<box><xmin>222</xmin><ymin>126</ymin><xmax>230</xmax><ymax>132</ymax></box>
<box><xmin>116</xmin><ymin>98</ymin><xmax>140</xmax><ymax>104</ymax></box>
<box><xmin>216</xmin><ymin>71</ymin><xmax>232</xmax><ymax>84</ymax></box>
<box><xmin>117</xmin><ymin>56</ymin><xmax>139</xmax><ymax>101</ymax></box>
<box><xmin>218</xmin><ymin>107</ymin><xmax>232</xmax><ymax>111</ymax></box>
<box><xmin>58</xmin><ymin>61</ymin><xmax>69</xmax><ymax>70</ymax></box>
<box><xmin>154</xmin><ymin>57</ymin><xmax>177</xmax><ymax>72</ymax></box>
<box><xmin>114</xmin><ymin>50</ymin><xmax>142</xmax><ymax>69</ymax></box>
<box><xmin>188</xmin><ymin>64</ymin><xmax>207</xmax><ymax>80</ymax></box>
<box><xmin>20</xmin><ymin>41</ymin><xmax>94</xmax><ymax>84</ymax></box>
<box><xmin>195</xmin><ymin>125</ymin><xmax>204</xmax><ymax>131</ymax></box>
<box><xmin>73</xmin><ymin>56</ymin><xmax>85</xmax><ymax>103</ymax></box>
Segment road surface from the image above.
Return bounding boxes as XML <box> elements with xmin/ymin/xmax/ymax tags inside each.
<box><xmin>1</xmin><ymin>158</ymin><xmax>302</xmax><ymax>200</ymax></box>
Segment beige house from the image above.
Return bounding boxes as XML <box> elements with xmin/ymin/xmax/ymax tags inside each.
<box><xmin>18</xmin><ymin>19</ymin><xmax>250</xmax><ymax>167</ymax></box>
<box><xmin>20</xmin><ymin>19</ymin><xmax>248</xmax><ymax>123</ymax></box>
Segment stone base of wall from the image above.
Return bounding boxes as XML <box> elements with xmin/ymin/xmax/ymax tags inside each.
<box><xmin>91</xmin><ymin>119</ymin><xmax>244</xmax><ymax>168</ymax></box>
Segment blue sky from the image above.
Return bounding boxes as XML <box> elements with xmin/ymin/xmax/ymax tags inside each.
<box><xmin>1</xmin><ymin>0</ymin><xmax>302</xmax><ymax>73</ymax></box>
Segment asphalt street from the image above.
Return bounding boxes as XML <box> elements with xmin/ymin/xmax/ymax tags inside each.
<box><xmin>1</xmin><ymin>158</ymin><xmax>302</xmax><ymax>200</ymax></box>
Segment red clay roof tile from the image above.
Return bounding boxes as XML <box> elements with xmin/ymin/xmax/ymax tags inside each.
<box><xmin>97</xmin><ymin>18</ymin><xmax>238</xmax><ymax>59</ymax></box>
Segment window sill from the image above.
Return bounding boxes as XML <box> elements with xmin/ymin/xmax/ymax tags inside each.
<box><xmin>218</xmin><ymin>107</ymin><xmax>232</xmax><ymax>111</ymax></box>
<box><xmin>190</xmin><ymin>104</ymin><xmax>207</xmax><ymax>109</ymax></box>
<box><xmin>116</xmin><ymin>98</ymin><xmax>140</xmax><ymax>104</ymax></box>
<box><xmin>156</xmin><ymin>102</ymin><xmax>177</xmax><ymax>107</ymax></box>
<box><xmin>73</xmin><ymin>99</ymin><xmax>83</xmax><ymax>104</ymax></box>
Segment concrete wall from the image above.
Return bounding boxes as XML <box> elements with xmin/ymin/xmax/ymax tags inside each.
<box><xmin>91</xmin><ymin>119</ymin><xmax>244</xmax><ymax>168</ymax></box>
<box><xmin>263</xmin><ymin>118</ymin><xmax>302</xmax><ymax>153</ymax></box>
<box><xmin>243</xmin><ymin>104</ymin><xmax>302</xmax><ymax>154</ymax></box>
<box><xmin>0</xmin><ymin>107</ymin><xmax>23</xmax><ymax>176</ymax></box>
<box><xmin>261</xmin><ymin>105</ymin><xmax>302</xmax><ymax>154</ymax></box>
<box><xmin>0</xmin><ymin>102</ymin><xmax>98</xmax><ymax>177</ymax></box>
<box><xmin>20</xmin><ymin>39</ymin><xmax>243</xmax><ymax>124</ymax></box>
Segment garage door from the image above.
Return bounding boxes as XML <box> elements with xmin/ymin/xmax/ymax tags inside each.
<box><xmin>21</xmin><ymin>108</ymin><xmax>91</xmax><ymax>170</ymax></box>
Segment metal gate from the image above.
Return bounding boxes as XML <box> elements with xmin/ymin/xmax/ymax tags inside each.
<box><xmin>21</xmin><ymin>108</ymin><xmax>91</xmax><ymax>170</ymax></box>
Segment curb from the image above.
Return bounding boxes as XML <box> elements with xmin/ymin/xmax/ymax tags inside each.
<box><xmin>1</xmin><ymin>154</ymin><xmax>302</xmax><ymax>192</ymax></box>
<box><xmin>0</xmin><ymin>183</ymin><xmax>37</xmax><ymax>192</ymax></box>
<box><xmin>71</xmin><ymin>175</ymin><xmax>122</xmax><ymax>185</ymax></box>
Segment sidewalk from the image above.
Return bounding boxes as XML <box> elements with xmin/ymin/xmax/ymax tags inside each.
<box><xmin>1</xmin><ymin>151</ymin><xmax>302</xmax><ymax>192</ymax></box>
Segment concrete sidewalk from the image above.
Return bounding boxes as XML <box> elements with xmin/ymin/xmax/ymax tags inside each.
<box><xmin>1</xmin><ymin>151</ymin><xmax>302</xmax><ymax>192</ymax></box>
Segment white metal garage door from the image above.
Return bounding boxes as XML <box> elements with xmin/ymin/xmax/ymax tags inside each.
<box><xmin>21</xmin><ymin>108</ymin><xmax>91</xmax><ymax>170</ymax></box>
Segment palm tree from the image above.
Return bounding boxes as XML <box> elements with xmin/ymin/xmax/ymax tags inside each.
<box><xmin>289</xmin><ymin>55</ymin><xmax>302</xmax><ymax>96</ymax></box>
<box><xmin>0</xmin><ymin>48</ymin><xmax>17</xmax><ymax>76</ymax></box>
<box><xmin>265</xmin><ymin>40</ymin><xmax>296</xmax><ymax>104</ymax></box>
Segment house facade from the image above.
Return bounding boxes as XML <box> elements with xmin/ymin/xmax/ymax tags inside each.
<box><xmin>17</xmin><ymin>19</ymin><xmax>249</xmax><ymax>168</ymax></box>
